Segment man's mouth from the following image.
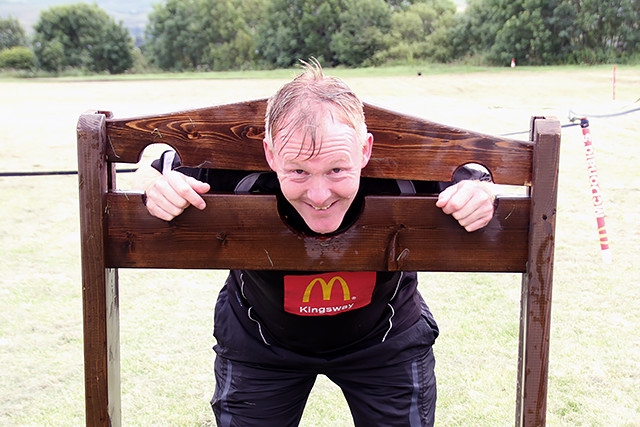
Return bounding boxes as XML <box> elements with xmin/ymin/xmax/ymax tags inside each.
<box><xmin>311</xmin><ymin>202</ymin><xmax>334</xmax><ymax>211</ymax></box>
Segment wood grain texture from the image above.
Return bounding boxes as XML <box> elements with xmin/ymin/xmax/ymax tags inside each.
<box><xmin>105</xmin><ymin>100</ymin><xmax>533</xmax><ymax>185</ymax></box>
<box><xmin>77</xmin><ymin>112</ymin><xmax>121</xmax><ymax>426</ymax></box>
<box><xmin>105</xmin><ymin>193</ymin><xmax>530</xmax><ymax>272</ymax></box>
<box><xmin>517</xmin><ymin>117</ymin><xmax>561</xmax><ymax>427</ymax></box>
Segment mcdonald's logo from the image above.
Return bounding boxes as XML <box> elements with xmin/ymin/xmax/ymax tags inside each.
<box><xmin>302</xmin><ymin>276</ymin><xmax>350</xmax><ymax>302</ymax></box>
<box><xmin>284</xmin><ymin>272</ymin><xmax>377</xmax><ymax>317</ymax></box>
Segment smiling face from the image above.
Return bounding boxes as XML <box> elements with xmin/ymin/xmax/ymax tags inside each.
<box><xmin>264</xmin><ymin>108</ymin><xmax>373</xmax><ymax>234</ymax></box>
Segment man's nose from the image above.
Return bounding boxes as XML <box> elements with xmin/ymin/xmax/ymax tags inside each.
<box><xmin>306</xmin><ymin>176</ymin><xmax>331</xmax><ymax>205</ymax></box>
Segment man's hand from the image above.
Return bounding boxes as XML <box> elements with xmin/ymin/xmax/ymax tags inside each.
<box><xmin>143</xmin><ymin>170</ymin><xmax>210</xmax><ymax>221</ymax></box>
<box><xmin>436</xmin><ymin>180</ymin><xmax>496</xmax><ymax>232</ymax></box>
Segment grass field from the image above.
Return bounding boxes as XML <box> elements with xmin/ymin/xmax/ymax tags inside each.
<box><xmin>1</xmin><ymin>65</ymin><xmax>639</xmax><ymax>426</ymax></box>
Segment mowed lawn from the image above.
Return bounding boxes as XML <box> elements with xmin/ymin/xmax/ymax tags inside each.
<box><xmin>1</xmin><ymin>65</ymin><xmax>639</xmax><ymax>426</ymax></box>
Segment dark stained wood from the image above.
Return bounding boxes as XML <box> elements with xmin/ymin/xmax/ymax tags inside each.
<box><xmin>105</xmin><ymin>99</ymin><xmax>269</xmax><ymax>172</ymax></box>
<box><xmin>105</xmin><ymin>100</ymin><xmax>532</xmax><ymax>185</ymax></box>
<box><xmin>516</xmin><ymin>117</ymin><xmax>561</xmax><ymax>427</ymax></box>
<box><xmin>78</xmin><ymin>99</ymin><xmax>560</xmax><ymax>427</ymax></box>
<box><xmin>77</xmin><ymin>112</ymin><xmax>121</xmax><ymax>426</ymax></box>
<box><xmin>104</xmin><ymin>193</ymin><xmax>530</xmax><ymax>272</ymax></box>
<box><xmin>363</xmin><ymin>103</ymin><xmax>533</xmax><ymax>185</ymax></box>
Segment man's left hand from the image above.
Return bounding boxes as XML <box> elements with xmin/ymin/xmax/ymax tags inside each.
<box><xmin>436</xmin><ymin>180</ymin><xmax>496</xmax><ymax>232</ymax></box>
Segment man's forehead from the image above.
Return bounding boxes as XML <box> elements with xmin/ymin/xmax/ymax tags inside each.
<box><xmin>275</xmin><ymin>120</ymin><xmax>357</xmax><ymax>149</ymax></box>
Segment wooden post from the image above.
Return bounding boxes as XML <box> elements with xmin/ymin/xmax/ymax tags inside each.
<box><xmin>77</xmin><ymin>111</ymin><xmax>121</xmax><ymax>427</ymax></box>
<box><xmin>516</xmin><ymin>117</ymin><xmax>561</xmax><ymax>427</ymax></box>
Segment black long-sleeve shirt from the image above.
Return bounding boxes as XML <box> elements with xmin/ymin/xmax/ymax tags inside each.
<box><xmin>151</xmin><ymin>151</ymin><xmax>487</xmax><ymax>354</ymax></box>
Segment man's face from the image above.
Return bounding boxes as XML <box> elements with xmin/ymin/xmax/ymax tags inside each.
<box><xmin>264</xmin><ymin>112</ymin><xmax>373</xmax><ymax>234</ymax></box>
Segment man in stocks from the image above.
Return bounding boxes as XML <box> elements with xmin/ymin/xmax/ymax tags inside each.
<box><xmin>137</xmin><ymin>59</ymin><xmax>496</xmax><ymax>426</ymax></box>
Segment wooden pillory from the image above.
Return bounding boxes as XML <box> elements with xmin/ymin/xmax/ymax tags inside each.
<box><xmin>77</xmin><ymin>99</ymin><xmax>560</xmax><ymax>426</ymax></box>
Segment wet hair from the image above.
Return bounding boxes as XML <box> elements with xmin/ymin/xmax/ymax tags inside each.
<box><xmin>264</xmin><ymin>58</ymin><xmax>367</xmax><ymax>157</ymax></box>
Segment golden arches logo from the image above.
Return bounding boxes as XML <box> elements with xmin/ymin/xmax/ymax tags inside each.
<box><xmin>302</xmin><ymin>276</ymin><xmax>351</xmax><ymax>302</ymax></box>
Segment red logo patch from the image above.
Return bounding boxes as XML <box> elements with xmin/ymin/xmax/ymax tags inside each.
<box><xmin>284</xmin><ymin>272</ymin><xmax>376</xmax><ymax>316</ymax></box>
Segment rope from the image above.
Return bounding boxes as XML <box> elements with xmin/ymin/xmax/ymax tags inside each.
<box><xmin>501</xmin><ymin>122</ymin><xmax>580</xmax><ymax>137</ymax></box>
<box><xmin>501</xmin><ymin>103</ymin><xmax>640</xmax><ymax>137</ymax></box>
<box><xmin>0</xmin><ymin>168</ymin><xmax>137</xmax><ymax>178</ymax></box>
<box><xmin>568</xmin><ymin>105</ymin><xmax>640</xmax><ymax>120</ymax></box>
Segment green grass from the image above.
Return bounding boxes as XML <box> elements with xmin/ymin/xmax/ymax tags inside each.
<box><xmin>0</xmin><ymin>63</ymin><xmax>493</xmax><ymax>82</ymax></box>
<box><xmin>3</xmin><ymin>62</ymin><xmax>629</xmax><ymax>83</ymax></box>
<box><xmin>1</xmin><ymin>66</ymin><xmax>639</xmax><ymax>426</ymax></box>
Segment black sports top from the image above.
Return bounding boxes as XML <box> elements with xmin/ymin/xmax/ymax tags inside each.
<box><xmin>151</xmin><ymin>151</ymin><xmax>485</xmax><ymax>354</ymax></box>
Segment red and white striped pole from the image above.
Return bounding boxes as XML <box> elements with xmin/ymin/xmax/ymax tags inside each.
<box><xmin>580</xmin><ymin>118</ymin><xmax>612</xmax><ymax>263</ymax></box>
<box><xmin>612</xmin><ymin>65</ymin><xmax>617</xmax><ymax>101</ymax></box>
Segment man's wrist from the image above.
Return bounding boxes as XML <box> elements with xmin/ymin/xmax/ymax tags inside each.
<box><xmin>477</xmin><ymin>180</ymin><xmax>497</xmax><ymax>204</ymax></box>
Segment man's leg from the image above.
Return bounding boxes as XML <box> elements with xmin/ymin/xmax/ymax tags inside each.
<box><xmin>326</xmin><ymin>317</ymin><xmax>437</xmax><ymax>427</ymax></box>
<box><xmin>211</xmin><ymin>355</ymin><xmax>317</xmax><ymax>427</ymax></box>
<box><xmin>331</xmin><ymin>347</ymin><xmax>436</xmax><ymax>427</ymax></box>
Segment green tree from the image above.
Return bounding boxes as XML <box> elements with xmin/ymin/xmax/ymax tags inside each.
<box><xmin>385</xmin><ymin>0</ymin><xmax>430</xmax><ymax>9</ymax></box>
<box><xmin>0</xmin><ymin>16</ymin><xmax>28</xmax><ymax>50</ymax></box>
<box><xmin>201</xmin><ymin>0</ymin><xmax>267</xmax><ymax>70</ymax></box>
<box><xmin>487</xmin><ymin>0</ymin><xmax>580</xmax><ymax>65</ymax></box>
<box><xmin>36</xmin><ymin>38</ymin><xmax>64</xmax><ymax>73</ymax></box>
<box><xmin>145</xmin><ymin>0</ymin><xmax>209</xmax><ymax>70</ymax></box>
<box><xmin>449</xmin><ymin>0</ymin><xmax>515</xmax><ymax>60</ymax></box>
<box><xmin>331</xmin><ymin>0</ymin><xmax>392</xmax><ymax>66</ymax></box>
<box><xmin>420</xmin><ymin>0</ymin><xmax>458</xmax><ymax>62</ymax></box>
<box><xmin>256</xmin><ymin>0</ymin><xmax>346</xmax><ymax>68</ymax></box>
<box><xmin>145</xmin><ymin>0</ymin><xmax>266</xmax><ymax>71</ymax></box>
<box><xmin>547</xmin><ymin>1</ymin><xmax>581</xmax><ymax>62</ymax></box>
<box><xmin>378</xmin><ymin>0</ymin><xmax>457</xmax><ymax>63</ymax></box>
<box><xmin>0</xmin><ymin>46</ymin><xmax>36</xmax><ymax>70</ymax></box>
<box><xmin>450</xmin><ymin>0</ymin><xmax>639</xmax><ymax>65</ymax></box>
<box><xmin>32</xmin><ymin>3</ymin><xmax>133</xmax><ymax>74</ymax></box>
<box><xmin>572</xmin><ymin>0</ymin><xmax>639</xmax><ymax>63</ymax></box>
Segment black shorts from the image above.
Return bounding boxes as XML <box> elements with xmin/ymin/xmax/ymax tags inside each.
<box><xmin>211</xmin><ymin>286</ymin><xmax>438</xmax><ymax>426</ymax></box>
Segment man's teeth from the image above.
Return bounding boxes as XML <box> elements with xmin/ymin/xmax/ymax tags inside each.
<box><xmin>313</xmin><ymin>205</ymin><xmax>330</xmax><ymax>211</ymax></box>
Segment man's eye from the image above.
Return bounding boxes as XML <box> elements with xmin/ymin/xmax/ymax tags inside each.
<box><xmin>294</xmin><ymin>169</ymin><xmax>305</xmax><ymax>175</ymax></box>
<box><xmin>331</xmin><ymin>168</ymin><xmax>342</xmax><ymax>174</ymax></box>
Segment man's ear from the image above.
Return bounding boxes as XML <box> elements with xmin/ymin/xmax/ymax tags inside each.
<box><xmin>263</xmin><ymin>138</ymin><xmax>276</xmax><ymax>171</ymax></box>
<box><xmin>361</xmin><ymin>133</ymin><xmax>374</xmax><ymax>168</ymax></box>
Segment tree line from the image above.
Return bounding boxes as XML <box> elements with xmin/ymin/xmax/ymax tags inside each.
<box><xmin>1</xmin><ymin>0</ymin><xmax>638</xmax><ymax>74</ymax></box>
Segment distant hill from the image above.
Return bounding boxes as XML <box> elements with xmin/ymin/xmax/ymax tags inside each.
<box><xmin>0</xmin><ymin>0</ymin><xmax>154</xmax><ymax>35</ymax></box>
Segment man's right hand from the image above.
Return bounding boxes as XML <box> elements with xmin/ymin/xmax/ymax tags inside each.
<box><xmin>143</xmin><ymin>170</ymin><xmax>210</xmax><ymax>221</ymax></box>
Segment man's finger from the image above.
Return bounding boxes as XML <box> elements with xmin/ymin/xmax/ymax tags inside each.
<box><xmin>436</xmin><ymin>185</ymin><xmax>456</xmax><ymax>211</ymax></box>
<box><xmin>438</xmin><ymin>183</ymin><xmax>473</xmax><ymax>215</ymax></box>
<box><xmin>166</xmin><ymin>171</ymin><xmax>208</xmax><ymax>210</ymax></box>
<box><xmin>145</xmin><ymin>196</ymin><xmax>184</xmax><ymax>221</ymax></box>
<box><xmin>184</xmin><ymin>176</ymin><xmax>210</xmax><ymax>210</ymax></box>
